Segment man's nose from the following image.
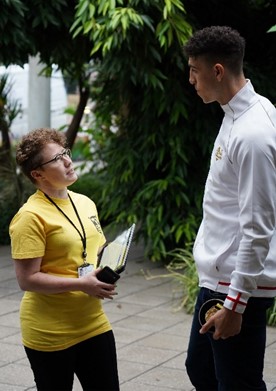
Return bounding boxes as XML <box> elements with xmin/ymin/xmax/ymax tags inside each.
<box><xmin>189</xmin><ymin>70</ymin><xmax>195</xmax><ymax>85</ymax></box>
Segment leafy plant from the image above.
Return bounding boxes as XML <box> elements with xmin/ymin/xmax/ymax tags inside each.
<box><xmin>68</xmin><ymin>0</ymin><xmax>214</xmax><ymax>261</ymax></box>
<box><xmin>267</xmin><ymin>299</ymin><xmax>276</xmax><ymax>327</ymax></box>
<box><xmin>145</xmin><ymin>245</ymin><xmax>199</xmax><ymax>313</ymax></box>
<box><xmin>268</xmin><ymin>25</ymin><xmax>276</xmax><ymax>33</ymax></box>
<box><xmin>0</xmin><ymin>73</ymin><xmax>33</xmax><ymax>245</ymax></box>
<box><xmin>0</xmin><ymin>74</ymin><xmax>22</xmax><ymax>153</ymax></box>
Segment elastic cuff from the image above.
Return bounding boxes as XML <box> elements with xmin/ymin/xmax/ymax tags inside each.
<box><xmin>224</xmin><ymin>291</ymin><xmax>248</xmax><ymax>314</ymax></box>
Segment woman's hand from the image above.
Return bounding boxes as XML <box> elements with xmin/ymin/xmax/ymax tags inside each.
<box><xmin>80</xmin><ymin>268</ymin><xmax>118</xmax><ymax>300</ymax></box>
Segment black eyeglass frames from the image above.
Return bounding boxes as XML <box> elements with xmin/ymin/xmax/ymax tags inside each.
<box><xmin>34</xmin><ymin>148</ymin><xmax>72</xmax><ymax>169</ymax></box>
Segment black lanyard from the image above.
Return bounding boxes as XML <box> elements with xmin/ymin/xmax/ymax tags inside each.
<box><xmin>43</xmin><ymin>192</ymin><xmax>88</xmax><ymax>263</ymax></box>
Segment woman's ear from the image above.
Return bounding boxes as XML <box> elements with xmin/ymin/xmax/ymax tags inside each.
<box><xmin>31</xmin><ymin>169</ymin><xmax>43</xmax><ymax>181</ymax></box>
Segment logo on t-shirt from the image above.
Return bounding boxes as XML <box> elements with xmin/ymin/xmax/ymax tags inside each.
<box><xmin>88</xmin><ymin>215</ymin><xmax>103</xmax><ymax>234</ymax></box>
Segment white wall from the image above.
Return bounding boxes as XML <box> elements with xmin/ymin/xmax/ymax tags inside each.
<box><xmin>0</xmin><ymin>64</ymin><xmax>68</xmax><ymax>140</ymax></box>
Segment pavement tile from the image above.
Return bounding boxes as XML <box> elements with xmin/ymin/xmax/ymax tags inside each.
<box><xmin>164</xmin><ymin>318</ymin><xmax>192</xmax><ymax>333</ymax></box>
<box><xmin>112</xmin><ymin>324</ymin><xmax>154</xmax><ymax>346</ymax></box>
<box><xmin>135</xmin><ymin>331</ymin><xmax>187</xmax><ymax>352</ymax></box>
<box><xmin>0</xmin><ymin>342</ymin><xmax>26</xmax><ymax>363</ymax></box>
<box><xmin>118</xmin><ymin>360</ymin><xmax>153</xmax><ymax>383</ymax></box>
<box><xmin>137</xmin><ymin>304</ymin><xmax>188</xmax><ymax>322</ymax></box>
<box><xmin>0</xmin><ymin>385</ymin><xmax>31</xmax><ymax>391</ymax></box>
<box><xmin>161</xmin><ymin>351</ymin><xmax>187</xmax><ymax>370</ymax></box>
<box><xmin>127</xmin><ymin>365</ymin><xmax>191</xmax><ymax>390</ymax></box>
<box><xmin>0</xmin><ymin>363</ymin><xmax>34</xmax><ymax>388</ymax></box>
<box><xmin>1</xmin><ymin>332</ymin><xmax>22</xmax><ymax>345</ymax></box>
<box><xmin>0</xmin><ymin>325</ymin><xmax>21</xmax><ymax>340</ymax></box>
<box><xmin>118</xmin><ymin>344</ymin><xmax>180</xmax><ymax>365</ymax></box>
<box><xmin>0</xmin><ymin>312</ymin><xmax>21</xmax><ymax>328</ymax></box>
<box><xmin>118</xmin><ymin>290</ymin><xmax>172</xmax><ymax>307</ymax></box>
<box><xmin>113</xmin><ymin>313</ymin><xmax>181</xmax><ymax>333</ymax></box>
<box><xmin>0</xmin><ymin>299</ymin><xmax>20</xmax><ymax>315</ymax></box>
<box><xmin>104</xmin><ymin>300</ymin><xmax>151</xmax><ymax>316</ymax></box>
<box><xmin>120</xmin><ymin>383</ymin><xmax>172</xmax><ymax>391</ymax></box>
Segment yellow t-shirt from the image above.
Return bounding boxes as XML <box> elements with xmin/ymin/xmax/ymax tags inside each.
<box><xmin>9</xmin><ymin>189</ymin><xmax>111</xmax><ymax>352</ymax></box>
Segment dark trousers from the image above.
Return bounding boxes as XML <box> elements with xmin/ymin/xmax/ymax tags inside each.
<box><xmin>185</xmin><ymin>287</ymin><xmax>273</xmax><ymax>391</ymax></box>
<box><xmin>25</xmin><ymin>330</ymin><xmax>119</xmax><ymax>391</ymax></box>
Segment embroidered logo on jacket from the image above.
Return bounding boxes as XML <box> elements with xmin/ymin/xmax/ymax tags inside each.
<box><xmin>215</xmin><ymin>146</ymin><xmax>223</xmax><ymax>161</ymax></box>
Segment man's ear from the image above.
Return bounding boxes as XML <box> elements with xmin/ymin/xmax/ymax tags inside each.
<box><xmin>214</xmin><ymin>64</ymin><xmax>224</xmax><ymax>81</ymax></box>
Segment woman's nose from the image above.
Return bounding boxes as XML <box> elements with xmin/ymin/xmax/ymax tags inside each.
<box><xmin>62</xmin><ymin>154</ymin><xmax>72</xmax><ymax>165</ymax></box>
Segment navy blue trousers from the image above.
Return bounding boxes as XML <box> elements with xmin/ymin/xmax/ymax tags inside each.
<box><xmin>185</xmin><ymin>287</ymin><xmax>273</xmax><ymax>391</ymax></box>
<box><xmin>25</xmin><ymin>330</ymin><xmax>119</xmax><ymax>391</ymax></box>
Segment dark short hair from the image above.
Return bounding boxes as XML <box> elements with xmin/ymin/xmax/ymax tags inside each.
<box><xmin>16</xmin><ymin>128</ymin><xmax>67</xmax><ymax>183</ymax></box>
<box><xmin>184</xmin><ymin>26</ymin><xmax>245</xmax><ymax>75</ymax></box>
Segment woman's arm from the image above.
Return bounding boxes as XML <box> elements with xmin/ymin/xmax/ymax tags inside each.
<box><xmin>14</xmin><ymin>258</ymin><xmax>117</xmax><ymax>300</ymax></box>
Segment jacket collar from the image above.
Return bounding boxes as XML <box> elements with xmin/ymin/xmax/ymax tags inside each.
<box><xmin>221</xmin><ymin>80</ymin><xmax>259</xmax><ymax>120</ymax></box>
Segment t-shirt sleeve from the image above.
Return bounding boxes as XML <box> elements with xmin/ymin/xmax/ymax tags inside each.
<box><xmin>9</xmin><ymin>211</ymin><xmax>46</xmax><ymax>259</ymax></box>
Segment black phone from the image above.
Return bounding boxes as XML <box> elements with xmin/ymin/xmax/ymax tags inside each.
<box><xmin>97</xmin><ymin>266</ymin><xmax>120</xmax><ymax>284</ymax></box>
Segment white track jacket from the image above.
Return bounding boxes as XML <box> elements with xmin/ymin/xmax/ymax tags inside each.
<box><xmin>193</xmin><ymin>80</ymin><xmax>276</xmax><ymax>313</ymax></box>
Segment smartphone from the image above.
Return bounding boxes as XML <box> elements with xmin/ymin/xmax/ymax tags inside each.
<box><xmin>97</xmin><ymin>266</ymin><xmax>120</xmax><ymax>284</ymax></box>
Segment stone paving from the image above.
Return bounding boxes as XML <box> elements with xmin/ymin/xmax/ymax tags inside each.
<box><xmin>0</xmin><ymin>243</ymin><xmax>276</xmax><ymax>391</ymax></box>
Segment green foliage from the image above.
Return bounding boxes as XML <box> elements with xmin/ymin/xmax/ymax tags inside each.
<box><xmin>0</xmin><ymin>73</ymin><xmax>33</xmax><ymax>245</ymax></box>
<box><xmin>0</xmin><ymin>0</ymin><xmax>92</xmax><ymax>81</ymax></box>
<box><xmin>145</xmin><ymin>245</ymin><xmax>199</xmax><ymax>313</ymax></box>
<box><xmin>69</xmin><ymin>171</ymin><xmax>104</xmax><ymax>203</ymax></box>
<box><xmin>70</xmin><ymin>0</ymin><xmax>212</xmax><ymax>261</ymax></box>
<box><xmin>0</xmin><ymin>196</ymin><xmax>18</xmax><ymax>245</ymax></box>
<box><xmin>71</xmin><ymin>0</ymin><xmax>192</xmax><ymax>55</ymax></box>
<box><xmin>0</xmin><ymin>0</ymin><xmax>29</xmax><ymax>65</ymax></box>
<box><xmin>268</xmin><ymin>25</ymin><xmax>276</xmax><ymax>32</ymax></box>
<box><xmin>83</xmin><ymin>74</ymin><xmax>209</xmax><ymax>261</ymax></box>
<box><xmin>21</xmin><ymin>0</ymin><xmax>91</xmax><ymax>79</ymax></box>
<box><xmin>71</xmin><ymin>0</ymin><xmax>275</xmax><ymax>263</ymax></box>
<box><xmin>267</xmin><ymin>299</ymin><xmax>276</xmax><ymax>327</ymax></box>
<box><xmin>0</xmin><ymin>74</ymin><xmax>22</xmax><ymax>132</ymax></box>
<box><xmin>0</xmin><ymin>150</ymin><xmax>35</xmax><ymax>245</ymax></box>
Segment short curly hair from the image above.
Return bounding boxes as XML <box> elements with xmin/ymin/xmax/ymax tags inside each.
<box><xmin>16</xmin><ymin>128</ymin><xmax>67</xmax><ymax>183</ymax></box>
<box><xmin>184</xmin><ymin>26</ymin><xmax>245</xmax><ymax>75</ymax></box>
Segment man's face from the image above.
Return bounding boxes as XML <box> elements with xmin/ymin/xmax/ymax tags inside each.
<box><xmin>188</xmin><ymin>56</ymin><xmax>220</xmax><ymax>104</ymax></box>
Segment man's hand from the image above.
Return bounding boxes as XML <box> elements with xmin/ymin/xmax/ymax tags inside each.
<box><xmin>200</xmin><ymin>307</ymin><xmax>242</xmax><ymax>340</ymax></box>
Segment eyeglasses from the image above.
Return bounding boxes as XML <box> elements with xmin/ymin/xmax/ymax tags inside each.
<box><xmin>34</xmin><ymin>148</ymin><xmax>72</xmax><ymax>169</ymax></box>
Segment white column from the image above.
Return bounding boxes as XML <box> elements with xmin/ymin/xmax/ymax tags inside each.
<box><xmin>28</xmin><ymin>55</ymin><xmax>51</xmax><ymax>130</ymax></box>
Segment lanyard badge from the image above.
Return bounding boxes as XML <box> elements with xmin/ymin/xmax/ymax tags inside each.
<box><xmin>78</xmin><ymin>263</ymin><xmax>94</xmax><ymax>277</ymax></box>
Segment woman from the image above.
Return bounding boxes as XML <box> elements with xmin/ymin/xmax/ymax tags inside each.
<box><xmin>9</xmin><ymin>128</ymin><xmax>119</xmax><ymax>391</ymax></box>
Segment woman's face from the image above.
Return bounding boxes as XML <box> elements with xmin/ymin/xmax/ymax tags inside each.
<box><xmin>32</xmin><ymin>143</ymin><xmax>78</xmax><ymax>189</ymax></box>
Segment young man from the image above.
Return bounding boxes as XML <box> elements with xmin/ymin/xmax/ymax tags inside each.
<box><xmin>184</xmin><ymin>26</ymin><xmax>276</xmax><ymax>390</ymax></box>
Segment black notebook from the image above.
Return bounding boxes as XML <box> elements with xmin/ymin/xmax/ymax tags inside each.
<box><xmin>98</xmin><ymin>223</ymin><xmax>136</xmax><ymax>274</ymax></box>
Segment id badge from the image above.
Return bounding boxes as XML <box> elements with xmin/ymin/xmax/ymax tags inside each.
<box><xmin>78</xmin><ymin>263</ymin><xmax>94</xmax><ymax>278</ymax></box>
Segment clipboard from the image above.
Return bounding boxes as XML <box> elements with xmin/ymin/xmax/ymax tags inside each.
<box><xmin>97</xmin><ymin>223</ymin><xmax>136</xmax><ymax>274</ymax></box>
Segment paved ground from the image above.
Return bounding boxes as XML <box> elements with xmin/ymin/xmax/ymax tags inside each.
<box><xmin>1</xmin><ymin>243</ymin><xmax>276</xmax><ymax>391</ymax></box>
